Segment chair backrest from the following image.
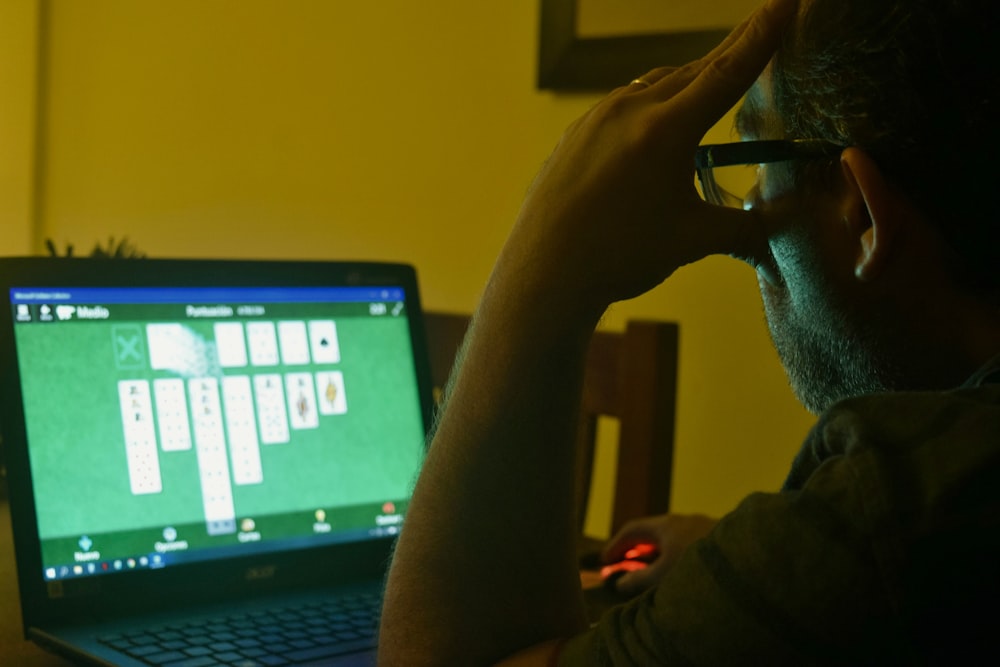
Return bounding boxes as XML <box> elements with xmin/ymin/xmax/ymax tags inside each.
<box><xmin>422</xmin><ymin>311</ymin><xmax>679</xmax><ymax>538</ymax></box>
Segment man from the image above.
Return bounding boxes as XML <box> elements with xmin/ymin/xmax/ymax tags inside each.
<box><xmin>379</xmin><ymin>0</ymin><xmax>1000</xmax><ymax>663</ymax></box>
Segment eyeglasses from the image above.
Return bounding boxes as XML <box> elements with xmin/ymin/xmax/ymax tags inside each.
<box><xmin>694</xmin><ymin>139</ymin><xmax>844</xmax><ymax>208</ymax></box>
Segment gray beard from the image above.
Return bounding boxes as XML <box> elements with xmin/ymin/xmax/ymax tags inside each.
<box><xmin>762</xmin><ymin>293</ymin><xmax>904</xmax><ymax>414</ymax></box>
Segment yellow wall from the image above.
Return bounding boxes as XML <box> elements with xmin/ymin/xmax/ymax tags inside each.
<box><xmin>11</xmin><ymin>0</ymin><xmax>815</xmax><ymax>532</ymax></box>
<box><xmin>0</xmin><ymin>0</ymin><xmax>38</xmax><ymax>255</ymax></box>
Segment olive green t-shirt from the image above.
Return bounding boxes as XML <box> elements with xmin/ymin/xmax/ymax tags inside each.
<box><xmin>560</xmin><ymin>362</ymin><xmax>1000</xmax><ymax>665</ymax></box>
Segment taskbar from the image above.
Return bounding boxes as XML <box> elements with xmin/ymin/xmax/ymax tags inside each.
<box><xmin>42</xmin><ymin>520</ymin><xmax>403</xmax><ymax>582</ymax></box>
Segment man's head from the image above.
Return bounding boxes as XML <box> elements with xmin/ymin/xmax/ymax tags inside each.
<box><xmin>773</xmin><ymin>0</ymin><xmax>997</xmax><ymax>288</ymax></box>
<box><xmin>742</xmin><ymin>0</ymin><xmax>1000</xmax><ymax>413</ymax></box>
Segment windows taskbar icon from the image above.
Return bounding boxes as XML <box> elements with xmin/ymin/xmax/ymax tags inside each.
<box><xmin>44</xmin><ymin>553</ymin><xmax>164</xmax><ymax>580</ymax></box>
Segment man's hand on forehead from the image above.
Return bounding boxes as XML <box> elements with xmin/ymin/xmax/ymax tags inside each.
<box><xmin>500</xmin><ymin>0</ymin><xmax>799</xmax><ymax>314</ymax></box>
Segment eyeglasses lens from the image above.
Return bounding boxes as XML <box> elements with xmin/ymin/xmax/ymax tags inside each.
<box><xmin>696</xmin><ymin>164</ymin><xmax>759</xmax><ymax>209</ymax></box>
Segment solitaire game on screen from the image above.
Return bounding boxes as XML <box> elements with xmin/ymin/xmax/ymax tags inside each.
<box><xmin>9</xmin><ymin>286</ymin><xmax>425</xmax><ymax>581</ymax></box>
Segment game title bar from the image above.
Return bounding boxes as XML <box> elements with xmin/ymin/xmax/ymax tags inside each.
<box><xmin>9</xmin><ymin>286</ymin><xmax>404</xmax><ymax>305</ymax></box>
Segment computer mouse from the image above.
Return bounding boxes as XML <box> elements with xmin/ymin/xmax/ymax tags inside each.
<box><xmin>599</xmin><ymin>543</ymin><xmax>658</xmax><ymax>590</ymax></box>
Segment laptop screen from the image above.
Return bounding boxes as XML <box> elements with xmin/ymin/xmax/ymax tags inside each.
<box><xmin>7</xmin><ymin>279</ymin><xmax>427</xmax><ymax>583</ymax></box>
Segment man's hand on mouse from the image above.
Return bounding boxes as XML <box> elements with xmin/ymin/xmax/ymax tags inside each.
<box><xmin>601</xmin><ymin>513</ymin><xmax>719</xmax><ymax>595</ymax></box>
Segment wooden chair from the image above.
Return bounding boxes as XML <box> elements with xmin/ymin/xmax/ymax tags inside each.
<box><xmin>422</xmin><ymin>311</ymin><xmax>679</xmax><ymax>540</ymax></box>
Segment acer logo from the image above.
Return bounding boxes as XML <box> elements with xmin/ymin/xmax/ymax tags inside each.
<box><xmin>245</xmin><ymin>565</ymin><xmax>277</xmax><ymax>581</ymax></box>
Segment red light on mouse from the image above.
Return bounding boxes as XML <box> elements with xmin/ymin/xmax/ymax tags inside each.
<box><xmin>600</xmin><ymin>560</ymin><xmax>648</xmax><ymax>579</ymax></box>
<box><xmin>623</xmin><ymin>543</ymin><xmax>657</xmax><ymax>560</ymax></box>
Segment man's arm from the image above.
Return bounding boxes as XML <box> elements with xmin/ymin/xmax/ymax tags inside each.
<box><xmin>378</xmin><ymin>1</ymin><xmax>798</xmax><ymax>664</ymax></box>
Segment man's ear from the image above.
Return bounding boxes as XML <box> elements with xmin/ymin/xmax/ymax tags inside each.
<box><xmin>839</xmin><ymin>148</ymin><xmax>900</xmax><ymax>282</ymax></box>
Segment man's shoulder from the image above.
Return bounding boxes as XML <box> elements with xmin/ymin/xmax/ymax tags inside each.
<box><xmin>824</xmin><ymin>381</ymin><xmax>1000</xmax><ymax>451</ymax></box>
<box><xmin>829</xmin><ymin>380</ymin><xmax>1000</xmax><ymax>453</ymax></box>
<box><xmin>818</xmin><ymin>351</ymin><xmax>1000</xmax><ymax>455</ymax></box>
<box><xmin>784</xmin><ymin>381</ymin><xmax>1000</xmax><ymax>491</ymax></box>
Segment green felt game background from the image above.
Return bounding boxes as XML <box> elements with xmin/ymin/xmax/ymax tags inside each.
<box><xmin>14</xmin><ymin>307</ymin><xmax>425</xmax><ymax>565</ymax></box>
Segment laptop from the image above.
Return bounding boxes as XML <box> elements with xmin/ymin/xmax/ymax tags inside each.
<box><xmin>0</xmin><ymin>256</ymin><xmax>435</xmax><ymax>666</ymax></box>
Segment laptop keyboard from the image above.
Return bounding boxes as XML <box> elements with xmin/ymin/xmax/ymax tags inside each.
<box><xmin>96</xmin><ymin>592</ymin><xmax>380</xmax><ymax>666</ymax></box>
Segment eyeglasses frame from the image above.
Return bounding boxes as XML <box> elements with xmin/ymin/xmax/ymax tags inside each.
<box><xmin>695</xmin><ymin>139</ymin><xmax>845</xmax><ymax>207</ymax></box>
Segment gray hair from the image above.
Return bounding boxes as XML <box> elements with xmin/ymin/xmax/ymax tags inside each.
<box><xmin>772</xmin><ymin>0</ymin><xmax>998</xmax><ymax>291</ymax></box>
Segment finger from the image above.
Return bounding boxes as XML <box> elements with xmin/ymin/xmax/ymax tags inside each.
<box><xmin>632</xmin><ymin>0</ymin><xmax>788</xmax><ymax>99</ymax></box>
<box><xmin>692</xmin><ymin>200</ymin><xmax>770</xmax><ymax>265</ymax></box>
<box><xmin>602</xmin><ymin>538</ymin><xmax>649</xmax><ymax>563</ymax></box>
<box><xmin>620</xmin><ymin>61</ymin><xmax>704</xmax><ymax>103</ymax></box>
<box><xmin>602</xmin><ymin>523</ymin><xmax>662</xmax><ymax>562</ymax></box>
<box><xmin>672</xmin><ymin>0</ymin><xmax>799</xmax><ymax>130</ymax></box>
<box><xmin>644</xmin><ymin>4</ymin><xmax>756</xmax><ymax>96</ymax></box>
<box><xmin>616</xmin><ymin>65</ymin><xmax>687</xmax><ymax>98</ymax></box>
<box><xmin>630</xmin><ymin>65</ymin><xmax>684</xmax><ymax>88</ymax></box>
<box><xmin>625</xmin><ymin>0</ymin><xmax>791</xmax><ymax>98</ymax></box>
<box><xmin>603</xmin><ymin>519</ymin><xmax>657</xmax><ymax>550</ymax></box>
<box><xmin>699</xmin><ymin>0</ymin><xmax>793</xmax><ymax>65</ymax></box>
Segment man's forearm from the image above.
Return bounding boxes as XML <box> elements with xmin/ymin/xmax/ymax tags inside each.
<box><xmin>379</xmin><ymin>271</ymin><xmax>599</xmax><ymax>665</ymax></box>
